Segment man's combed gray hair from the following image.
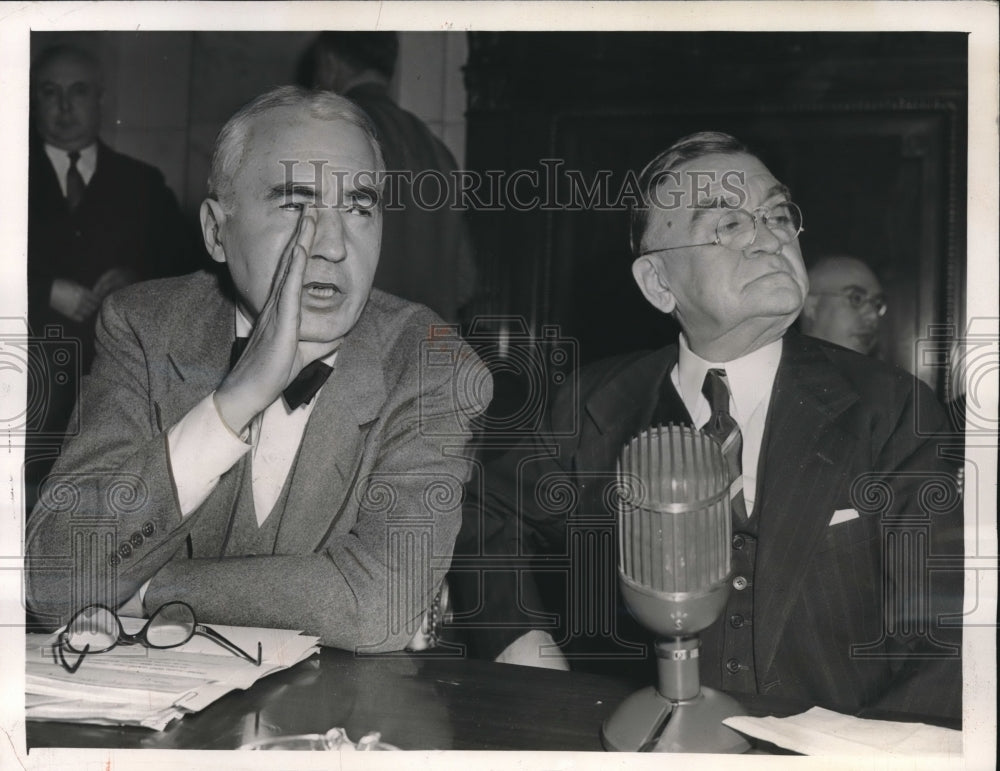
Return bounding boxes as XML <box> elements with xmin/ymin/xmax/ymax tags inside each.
<box><xmin>629</xmin><ymin>131</ymin><xmax>750</xmax><ymax>257</ymax></box>
<box><xmin>208</xmin><ymin>85</ymin><xmax>385</xmax><ymax>210</ymax></box>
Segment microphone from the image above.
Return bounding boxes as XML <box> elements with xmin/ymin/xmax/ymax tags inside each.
<box><xmin>601</xmin><ymin>424</ymin><xmax>750</xmax><ymax>753</ymax></box>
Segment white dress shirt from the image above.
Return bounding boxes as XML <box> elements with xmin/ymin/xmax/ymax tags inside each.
<box><xmin>45</xmin><ymin>142</ymin><xmax>97</xmax><ymax>195</ymax></box>
<box><xmin>166</xmin><ymin>309</ymin><xmax>337</xmax><ymax>526</ymax></box>
<box><xmin>670</xmin><ymin>334</ymin><xmax>783</xmax><ymax>515</ymax></box>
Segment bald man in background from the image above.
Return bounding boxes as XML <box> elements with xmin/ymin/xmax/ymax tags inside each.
<box><xmin>800</xmin><ymin>255</ymin><xmax>885</xmax><ymax>355</ymax></box>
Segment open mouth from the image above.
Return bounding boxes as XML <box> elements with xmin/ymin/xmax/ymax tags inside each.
<box><xmin>304</xmin><ymin>282</ymin><xmax>341</xmax><ymax>300</ymax></box>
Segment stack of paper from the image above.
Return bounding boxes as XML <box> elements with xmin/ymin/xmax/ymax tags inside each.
<box><xmin>723</xmin><ymin>707</ymin><xmax>963</xmax><ymax>756</ymax></box>
<box><xmin>26</xmin><ymin>618</ymin><xmax>319</xmax><ymax>731</ymax></box>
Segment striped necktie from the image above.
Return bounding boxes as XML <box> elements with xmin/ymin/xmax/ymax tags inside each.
<box><xmin>701</xmin><ymin>368</ymin><xmax>748</xmax><ymax>521</ymax></box>
<box><xmin>66</xmin><ymin>150</ymin><xmax>85</xmax><ymax>211</ymax></box>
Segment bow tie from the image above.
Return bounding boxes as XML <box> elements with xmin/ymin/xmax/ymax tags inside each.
<box><xmin>230</xmin><ymin>337</ymin><xmax>334</xmax><ymax>410</ymax></box>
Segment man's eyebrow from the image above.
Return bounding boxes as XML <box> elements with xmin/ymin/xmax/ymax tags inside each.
<box><xmin>690</xmin><ymin>182</ymin><xmax>790</xmax><ymax>225</ymax></box>
<box><xmin>690</xmin><ymin>204</ymin><xmax>725</xmax><ymax>226</ymax></box>
<box><xmin>764</xmin><ymin>183</ymin><xmax>792</xmax><ymax>202</ymax></box>
<box><xmin>836</xmin><ymin>283</ymin><xmax>883</xmax><ymax>297</ymax></box>
<box><xmin>350</xmin><ymin>184</ymin><xmax>380</xmax><ymax>204</ymax></box>
<box><xmin>265</xmin><ymin>183</ymin><xmax>319</xmax><ymax>202</ymax></box>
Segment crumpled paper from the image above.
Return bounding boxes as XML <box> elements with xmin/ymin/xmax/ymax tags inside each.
<box><xmin>723</xmin><ymin>706</ymin><xmax>961</xmax><ymax>756</ymax></box>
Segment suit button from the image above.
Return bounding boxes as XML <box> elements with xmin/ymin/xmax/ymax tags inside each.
<box><xmin>108</xmin><ymin>554</ymin><xmax>122</xmax><ymax>567</ymax></box>
<box><xmin>732</xmin><ymin>535</ymin><xmax>745</xmax><ymax>549</ymax></box>
<box><xmin>130</xmin><ymin>532</ymin><xmax>144</xmax><ymax>547</ymax></box>
<box><xmin>726</xmin><ymin>658</ymin><xmax>742</xmax><ymax>674</ymax></box>
<box><xmin>732</xmin><ymin>575</ymin><xmax>748</xmax><ymax>591</ymax></box>
<box><xmin>118</xmin><ymin>543</ymin><xmax>133</xmax><ymax>559</ymax></box>
<box><xmin>142</xmin><ymin>522</ymin><xmax>155</xmax><ymax>536</ymax></box>
<box><xmin>730</xmin><ymin>613</ymin><xmax>745</xmax><ymax>628</ymax></box>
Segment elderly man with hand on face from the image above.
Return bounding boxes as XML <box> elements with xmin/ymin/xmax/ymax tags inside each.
<box><xmin>26</xmin><ymin>87</ymin><xmax>491</xmax><ymax>653</ymax></box>
<box><xmin>458</xmin><ymin>132</ymin><xmax>961</xmax><ymax>721</ymax></box>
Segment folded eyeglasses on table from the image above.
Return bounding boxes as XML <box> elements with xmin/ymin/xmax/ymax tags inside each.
<box><xmin>56</xmin><ymin>601</ymin><xmax>263</xmax><ymax>673</ymax></box>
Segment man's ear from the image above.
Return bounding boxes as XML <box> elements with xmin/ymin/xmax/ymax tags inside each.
<box><xmin>632</xmin><ymin>255</ymin><xmax>676</xmax><ymax>315</ymax></box>
<box><xmin>199</xmin><ymin>199</ymin><xmax>228</xmax><ymax>264</ymax></box>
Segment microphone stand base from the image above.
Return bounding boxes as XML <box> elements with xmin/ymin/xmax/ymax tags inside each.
<box><xmin>601</xmin><ymin>686</ymin><xmax>751</xmax><ymax>753</ymax></box>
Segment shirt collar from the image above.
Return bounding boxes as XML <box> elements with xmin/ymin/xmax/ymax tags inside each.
<box><xmin>235</xmin><ymin>306</ymin><xmax>253</xmax><ymax>338</ymax></box>
<box><xmin>677</xmin><ymin>333</ymin><xmax>783</xmax><ymax>422</ymax></box>
<box><xmin>44</xmin><ymin>141</ymin><xmax>97</xmax><ymax>165</ymax></box>
<box><xmin>44</xmin><ymin>142</ymin><xmax>98</xmax><ymax>187</ymax></box>
<box><xmin>234</xmin><ymin>307</ymin><xmax>338</xmax><ymax>366</ymax></box>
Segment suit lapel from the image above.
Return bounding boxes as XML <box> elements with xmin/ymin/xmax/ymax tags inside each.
<box><xmin>584</xmin><ymin>346</ymin><xmax>686</xmax><ymax>448</ymax></box>
<box><xmin>753</xmin><ymin>334</ymin><xmax>861</xmax><ymax>677</ymax></box>
<box><xmin>275</xmin><ymin>312</ymin><xmax>387</xmax><ymax>553</ymax></box>
<box><xmin>81</xmin><ymin>142</ymin><xmax>112</xmax><ymax>211</ymax></box>
<box><xmin>30</xmin><ymin>142</ymin><xmax>67</xmax><ymax>213</ymax></box>
<box><xmin>158</xmin><ymin>278</ymin><xmax>234</xmax><ymax>424</ymax></box>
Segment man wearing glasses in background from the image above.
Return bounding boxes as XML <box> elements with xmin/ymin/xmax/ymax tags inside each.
<box><xmin>26</xmin><ymin>86</ymin><xmax>490</xmax><ymax>654</ymax></box>
<box><xmin>800</xmin><ymin>254</ymin><xmax>886</xmax><ymax>355</ymax></box>
<box><xmin>458</xmin><ymin>132</ymin><xmax>962</xmax><ymax>721</ymax></box>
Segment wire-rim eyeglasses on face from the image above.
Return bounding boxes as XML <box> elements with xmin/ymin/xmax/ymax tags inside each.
<box><xmin>639</xmin><ymin>201</ymin><xmax>804</xmax><ymax>258</ymax></box>
<box><xmin>55</xmin><ymin>601</ymin><xmax>263</xmax><ymax>673</ymax></box>
<box><xmin>809</xmin><ymin>288</ymin><xmax>887</xmax><ymax>317</ymax></box>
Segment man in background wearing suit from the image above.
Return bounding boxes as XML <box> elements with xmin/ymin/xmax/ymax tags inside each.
<box><xmin>455</xmin><ymin>132</ymin><xmax>962</xmax><ymax>720</ymax></box>
<box><xmin>303</xmin><ymin>32</ymin><xmax>476</xmax><ymax>323</ymax></box>
<box><xmin>800</xmin><ymin>254</ymin><xmax>886</xmax><ymax>355</ymax></box>
<box><xmin>26</xmin><ymin>87</ymin><xmax>490</xmax><ymax>653</ymax></box>
<box><xmin>26</xmin><ymin>44</ymin><xmax>200</xmax><ymax>507</ymax></box>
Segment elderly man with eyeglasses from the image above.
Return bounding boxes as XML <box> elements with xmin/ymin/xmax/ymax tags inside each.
<box><xmin>453</xmin><ymin>132</ymin><xmax>962</xmax><ymax>722</ymax></box>
<box><xmin>800</xmin><ymin>255</ymin><xmax>886</xmax><ymax>355</ymax></box>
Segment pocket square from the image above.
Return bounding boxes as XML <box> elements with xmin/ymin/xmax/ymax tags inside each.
<box><xmin>829</xmin><ymin>508</ymin><xmax>860</xmax><ymax>526</ymax></box>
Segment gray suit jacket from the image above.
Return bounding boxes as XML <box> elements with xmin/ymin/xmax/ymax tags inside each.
<box><xmin>26</xmin><ymin>271</ymin><xmax>491</xmax><ymax>652</ymax></box>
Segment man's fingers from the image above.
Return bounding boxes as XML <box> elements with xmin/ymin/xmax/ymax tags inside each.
<box><xmin>295</xmin><ymin>208</ymin><xmax>317</xmax><ymax>256</ymax></box>
<box><xmin>268</xmin><ymin>206</ymin><xmax>314</xmax><ymax>305</ymax></box>
<box><xmin>76</xmin><ymin>289</ymin><xmax>100</xmax><ymax>318</ymax></box>
<box><xmin>280</xmin><ymin>209</ymin><xmax>315</xmax><ymax>294</ymax></box>
<box><xmin>276</xmin><ymin>214</ymin><xmax>312</xmax><ymax>312</ymax></box>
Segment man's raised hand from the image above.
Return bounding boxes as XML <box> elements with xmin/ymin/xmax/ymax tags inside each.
<box><xmin>215</xmin><ymin>207</ymin><xmax>316</xmax><ymax>434</ymax></box>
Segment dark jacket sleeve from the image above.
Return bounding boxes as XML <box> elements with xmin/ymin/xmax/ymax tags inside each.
<box><xmin>450</xmin><ymin>356</ymin><xmax>630</xmax><ymax>660</ymax></box>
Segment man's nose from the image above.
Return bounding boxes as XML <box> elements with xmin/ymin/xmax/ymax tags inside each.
<box><xmin>859</xmin><ymin>302</ymin><xmax>881</xmax><ymax>322</ymax></box>
<box><xmin>310</xmin><ymin>207</ymin><xmax>347</xmax><ymax>262</ymax></box>
<box><xmin>57</xmin><ymin>89</ymin><xmax>72</xmax><ymax>114</ymax></box>
<box><xmin>745</xmin><ymin>216</ymin><xmax>784</xmax><ymax>255</ymax></box>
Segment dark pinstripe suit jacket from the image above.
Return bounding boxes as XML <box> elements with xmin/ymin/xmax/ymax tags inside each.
<box><xmin>26</xmin><ymin>271</ymin><xmax>491</xmax><ymax>652</ymax></box>
<box><xmin>455</xmin><ymin>331</ymin><xmax>962</xmax><ymax>720</ymax></box>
